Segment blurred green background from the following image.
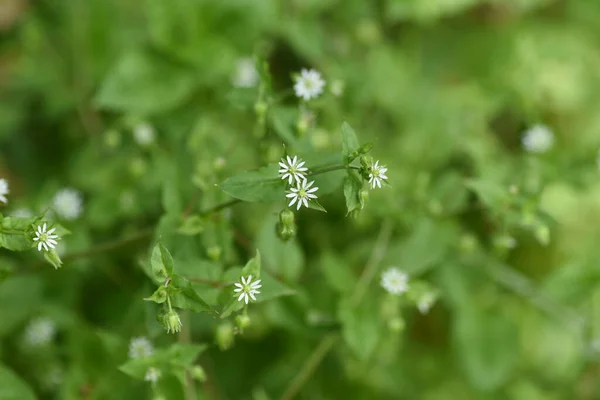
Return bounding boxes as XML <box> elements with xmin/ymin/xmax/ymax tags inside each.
<box><xmin>2</xmin><ymin>0</ymin><xmax>600</xmax><ymax>399</ymax></box>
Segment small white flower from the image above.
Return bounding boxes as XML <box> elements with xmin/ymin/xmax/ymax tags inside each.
<box><xmin>145</xmin><ymin>367</ymin><xmax>161</xmax><ymax>383</ymax></box>
<box><xmin>0</xmin><ymin>178</ymin><xmax>9</xmax><ymax>204</ymax></box>
<box><xmin>417</xmin><ymin>293</ymin><xmax>437</xmax><ymax>314</ymax></box>
<box><xmin>231</xmin><ymin>58</ymin><xmax>259</xmax><ymax>88</ymax></box>
<box><xmin>128</xmin><ymin>336</ymin><xmax>153</xmax><ymax>359</ymax></box>
<box><xmin>133</xmin><ymin>122</ymin><xmax>155</xmax><ymax>146</ymax></box>
<box><xmin>52</xmin><ymin>188</ymin><xmax>83</xmax><ymax>220</ymax></box>
<box><xmin>294</xmin><ymin>68</ymin><xmax>326</xmax><ymax>101</ymax></box>
<box><xmin>33</xmin><ymin>223</ymin><xmax>60</xmax><ymax>252</ymax></box>
<box><xmin>278</xmin><ymin>155</ymin><xmax>308</xmax><ymax>185</ymax></box>
<box><xmin>368</xmin><ymin>160</ymin><xmax>388</xmax><ymax>189</ymax></box>
<box><xmin>10</xmin><ymin>207</ymin><xmax>33</xmax><ymax>218</ymax></box>
<box><xmin>24</xmin><ymin>317</ymin><xmax>56</xmax><ymax>347</ymax></box>
<box><xmin>233</xmin><ymin>275</ymin><xmax>262</xmax><ymax>304</ymax></box>
<box><xmin>286</xmin><ymin>180</ymin><xmax>319</xmax><ymax>211</ymax></box>
<box><xmin>380</xmin><ymin>267</ymin><xmax>409</xmax><ymax>295</ymax></box>
<box><xmin>522</xmin><ymin>124</ymin><xmax>554</xmax><ymax>154</ymax></box>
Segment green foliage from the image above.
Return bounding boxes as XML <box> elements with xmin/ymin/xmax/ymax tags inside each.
<box><xmin>2</xmin><ymin>0</ymin><xmax>600</xmax><ymax>398</ymax></box>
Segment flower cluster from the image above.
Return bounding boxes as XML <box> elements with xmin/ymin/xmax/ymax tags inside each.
<box><xmin>278</xmin><ymin>155</ymin><xmax>320</xmax><ymax>211</ymax></box>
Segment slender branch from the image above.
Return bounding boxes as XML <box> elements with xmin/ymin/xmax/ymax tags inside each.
<box><xmin>179</xmin><ymin>311</ymin><xmax>197</xmax><ymax>400</ymax></box>
<box><xmin>279</xmin><ymin>334</ymin><xmax>337</xmax><ymax>400</ymax></box>
<box><xmin>351</xmin><ymin>220</ymin><xmax>394</xmax><ymax>306</ymax></box>
<box><xmin>186</xmin><ymin>277</ymin><xmax>227</xmax><ymax>288</ymax></box>
<box><xmin>306</xmin><ymin>164</ymin><xmax>350</xmax><ymax>176</ymax></box>
<box><xmin>60</xmin><ymin>228</ymin><xmax>154</xmax><ymax>263</ymax></box>
<box><xmin>199</xmin><ymin>199</ymin><xmax>241</xmax><ymax>216</ymax></box>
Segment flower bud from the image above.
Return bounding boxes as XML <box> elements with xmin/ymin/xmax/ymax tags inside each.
<box><xmin>387</xmin><ymin>317</ymin><xmax>405</xmax><ymax>332</ymax></box>
<box><xmin>276</xmin><ymin>222</ymin><xmax>296</xmax><ymax>242</ymax></box>
<box><xmin>279</xmin><ymin>209</ymin><xmax>295</xmax><ymax>227</ymax></box>
<box><xmin>207</xmin><ymin>245</ymin><xmax>222</xmax><ymax>262</ymax></box>
<box><xmin>104</xmin><ymin>129</ymin><xmax>121</xmax><ymax>148</ymax></box>
<box><xmin>165</xmin><ymin>310</ymin><xmax>182</xmax><ymax>334</ymax></box>
<box><xmin>235</xmin><ymin>314</ymin><xmax>251</xmax><ymax>330</ymax></box>
<box><xmin>254</xmin><ymin>101</ymin><xmax>268</xmax><ymax>118</ymax></box>
<box><xmin>216</xmin><ymin>322</ymin><xmax>234</xmax><ymax>351</ymax></box>
<box><xmin>359</xmin><ymin>189</ymin><xmax>368</xmax><ymax>209</ymax></box>
<box><xmin>190</xmin><ymin>366</ymin><xmax>207</xmax><ymax>382</ymax></box>
<box><xmin>458</xmin><ymin>234</ymin><xmax>478</xmax><ymax>254</ymax></box>
<box><xmin>296</xmin><ymin>117</ymin><xmax>309</xmax><ymax>137</ymax></box>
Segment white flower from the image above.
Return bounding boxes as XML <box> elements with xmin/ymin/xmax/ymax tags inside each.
<box><xmin>294</xmin><ymin>68</ymin><xmax>325</xmax><ymax>101</ymax></box>
<box><xmin>128</xmin><ymin>336</ymin><xmax>153</xmax><ymax>359</ymax></box>
<box><xmin>522</xmin><ymin>124</ymin><xmax>554</xmax><ymax>154</ymax></box>
<box><xmin>0</xmin><ymin>178</ymin><xmax>9</xmax><ymax>204</ymax></box>
<box><xmin>417</xmin><ymin>293</ymin><xmax>437</xmax><ymax>314</ymax></box>
<box><xmin>145</xmin><ymin>367</ymin><xmax>161</xmax><ymax>383</ymax></box>
<box><xmin>52</xmin><ymin>188</ymin><xmax>83</xmax><ymax>220</ymax></box>
<box><xmin>24</xmin><ymin>317</ymin><xmax>56</xmax><ymax>347</ymax></box>
<box><xmin>368</xmin><ymin>160</ymin><xmax>388</xmax><ymax>189</ymax></box>
<box><xmin>231</xmin><ymin>58</ymin><xmax>259</xmax><ymax>88</ymax></box>
<box><xmin>133</xmin><ymin>123</ymin><xmax>155</xmax><ymax>146</ymax></box>
<box><xmin>278</xmin><ymin>155</ymin><xmax>308</xmax><ymax>185</ymax></box>
<box><xmin>10</xmin><ymin>207</ymin><xmax>33</xmax><ymax>218</ymax></box>
<box><xmin>233</xmin><ymin>275</ymin><xmax>262</xmax><ymax>304</ymax></box>
<box><xmin>380</xmin><ymin>267</ymin><xmax>409</xmax><ymax>295</ymax></box>
<box><xmin>33</xmin><ymin>223</ymin><xmax>60</xmax><ymax>252</ymax></box>
<box><xmin>286</xmin><ymin>180</ymin><xmax>319</xmax><ymax>210</ymax></box>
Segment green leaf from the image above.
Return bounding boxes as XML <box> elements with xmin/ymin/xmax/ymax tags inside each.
<box><xmin>144</xmin><ymin>286</ymin><xmax>167</xmax><ymax>304</ymax></box>
<box><xmin>0</xmin><ymin>276</ymin><xmax>43</xmax><ymax>338</ymax></box>
<box><xmin>219</xmin><ymin>164</ymin><xmax>285</xmax><ymax>203</ymax></box>
<box><xmin>339</xmin><ymin>297</ymin><xmax>382</xmax><ymax>360</ymax></box>
<box><xmin>0</xmin><ymin>365</ymin><xmax>36</xmax><ymax>400</ymax></box>
<box><xmin>341</xmin><ymin>122</ymin><xmax>360</xmax><ymax>161</ymax></box>
<box><xmin>170</xmin><ymin>275</ymin><xmax>216</xmax><ymax>313</ymax></box>
<box><xmin>307</xmin><ymin>199</ymin><xmax>327</xmax><ymax>213</ymax></box>
<box><xmin>454</xmin><ymin>305</ymin><xmax>519</xmax><ymax>390</ymax></box>
<box><xmin>300</xmin><ymin>152</ymin><xmax>346</xmax><ymax>196</ymax></box>
<box><xmin>320</xmin><ymin>252</ymin><xmax>356</xmax><ymax>294</ymax></box>
<box><xmin>177</xmin><ymin>215</ymin><xmax>205</xmax><ymax>236</ymax></box>
<box><xmin>0</xmin><ymin>216</ymin><xmax>37</xmax><ymax>251</ymax></box>
<box><xmin>465</xmin><ymin>179</ymin><xmax>509</xmax><ymax>210</ymax></box>
<box><xmin>241</xmin><ymin>250</ymin><xmax>261</xmax><ymax>278</ymax></box>
<box><xmin>150</xmin><ymin>243</ymin><xmax>174</xmax><ymax>282</ymax></box>
<box><xmin>258</xmin><ymin>213</ymin><xmax>305</xmax><ymax>282</ymax></box>
<box><xmin>343</xmin><ymin>171</ymin><xmax>362</xmax><ymax>215</ymax></box>
<box><xmin>95</xmin><ymin>51</ymin><xmax>197</xmax><ymax>115</ymax></box>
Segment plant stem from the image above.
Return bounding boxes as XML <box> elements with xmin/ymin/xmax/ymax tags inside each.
<box><xmin>199</xmin><ymin>199</ymin><xmax>242</xmax><ymax>216</ymax></box>
<box><xmin>351</xmin><ymin>220</ymin><xmax>394</xmax><ymax>306</ymax></box>
<box><xmin>179</xmin><ymin>311</ymin><xmax>197</xmax><ymax>400</ymax></box>
<box><xmin>279</xmin><ymin>334</ymin><xmax>337</xmax><ymax>400</ymax></box>
<box><xmin>307</xmin><ymin>164</ymin><xmax>356</xmax><ymax>176</ymax></box>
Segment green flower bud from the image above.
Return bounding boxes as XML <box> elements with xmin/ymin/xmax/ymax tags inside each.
<box><xmin>207</xmin><ymin>245</ymin><xmax>222</xmax><ymax>262</ymax></box>
<box><xmin>129</xmin><ymin>157</ymin><xmax>147</xmax><ymax>177</ymax></box>
<box><xmin>359</xmin><ymin>189</ymin><xmax>369</xmax><ymax>209</ymax></box>
<box><xmin>279</xmin><ymin>209</ymin><xmax>295</xmax><ymax>227</ymax></box>
<box><xmin>213</xmin><ymin>157</ymin><xmax>226</xmax><ymax>172</ymax></box>
<box><xmin>166</xmin><ymin>310</ymin><xmax>182</xmax><ymax>334</ymax></box>
<box><xmin>428</xmin><ymin>200</ymin><xmax>443</xmax><ymax>216</ymax></box>
<box><xmin>235</xmin><ymin>314</ymin><xmax>251</xmax><ymax>330</ymax></box>
<box><xmin>276</xmin><ymin>222</ymin><xmax>296</xmax><ymax>242</ymax></box>
<box><xmin>296</xmin><ymin>117</ymin><xmax>309</xmax><ymax>137</ymax></box>
<box><xmin>216</xmin><ymin>322</ymin><xmax>235</xmax><ymax>351</ymax></box>
<box><xmin>190</xmin><ymin>365</ymin><xmax>207</xmax><ymax>382</ymax></box>
<box><xmin>254</xmin><ymin>101</ymin><xmax>268</xmax><ymax>118</ymax></box>
<box><xmin>104</xmin><ymin>129</ymin><xmax>121</xmax><ymax>148</ymax></box>
<box><xmin>387</xmin><ymin>317</ymin><xmax>405</xmax><ymax>332</ymax></box>
<box><xmin>458</xmin><ymin>234</ymin><xmax>478</xmax><ymax>254</ymax></box>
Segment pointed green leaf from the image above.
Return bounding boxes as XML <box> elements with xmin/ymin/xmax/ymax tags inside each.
<box><xmin>219</xmin><ymin>165</ymin><xmax>285</xmax><ymax>203</ymax></box>
<box><xmin>343</xmin><ymin>171</ymin><xmax>362</xmax><ymax>215</ymax></box>
<box><xmin>341</xmin><ymin>122</ymin><xmax>360</xmax><ymax>161</ymax></box>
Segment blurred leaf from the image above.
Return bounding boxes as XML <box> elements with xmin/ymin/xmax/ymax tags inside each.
<box><xmin>339</xmin><ymin>297</ymin><xmax>382</xmax><ymax>360</ymax></box>
<box><xmin>258</xmin><ymin>214</ymin><xmax>305</xmax><ymax>282</ymax></box>
<box><xmin>320</xmin><ymin>252</ymin><xmax>356</xmax><ymax>294</ymax></box>
<box><xmin>151</xmin><ymin>242</ymin><xmax>175</xmax><ymax>282</ymax></box>
<box><xmin>0</xmin><ymin>275</ymin><xmax>43</xmax><ymax>337</ymax></box>
<box><xmin>343</xmin><ymin>171</ymin><xmax>362</xmax><ymax>215</ymax></box>
<box><xmin>341</xmin><ymin>122</ymin><xmax>360</xmax><ymax>161</ymax></box>
<box><xmin>465</xmin><ymin>179</ymin><xmax>509</xmax><ymax>210</ymax></box>
<box><xmin>95</xmin><ymin>51</ymin><xmax>197</xmax><ymax>115</ymax></box>
<box><xmin>170</xmin><ymin>275</ymin><xmax>216</xmax><ymax>313</ymax></box>
<box><xmin>219</xmin><ymin>165</ymin><xmax>285</xmax><ymax>202</ymax></box>
<box><xmin>0</xmin><ymin>365</ymin><xmax>36</xmax><ymax>400</ymax></box>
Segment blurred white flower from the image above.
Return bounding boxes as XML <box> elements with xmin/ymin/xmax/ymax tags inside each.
<box><xmin>128</xmin><ymin>336</ymin><xmax>153</xmax><ymax>359</ymax></box>
<box><xmin>24</xmin><ymin>317</ymin><xmax>56</xmax><ymax>347</ymax></box>
<box><xmin>522</xmin><ymin>124</ymin><xmax>554</xmax><ymax>154</ymax></box>
<box><xmin>286</xmin><ymin>180</ymin><xmax>319</xmax><ymax>211</ymax></box>
<box><xmin>231</xmin><ymin>58</ymin><xmax>259</xmax><ymax>88</ymax></box>
<box><xmin>10</xmin><ymin>207</ymin><xmax>33</xmax><ymax>218</ymax></box>
<box><xmin>278</xmin><ymin>155</ymin><xmax>308</xmax><ymax>185</ymax></box>
<box><xmin>294</xmin><ymin>68</ymin><xmax>325</xmax><ymax>101</ymax></box>
<box><xmin>133</xmin><ymin>123</ymin><xmax>155</xmax><ymax>146</ymax></box>
<box><xmin>417</xmin><ymin>292</ymin><xmax>437</xmax><ymax>314</ymax></box>
<box><xmin>368</xmin><ymin>160</ymin><xmax>388</xmax><ymax>189</ymax></box>
<box><xmin>145</xmin><ymin>367</ymin><xmax>161</xmax><ymax>383</ymax></box>
<box><xmin>233</xmin><ymin>275</ymin><xmax>262</xmax><ymax>304</ymax></box>
<box><xmin>381</xmin><ymin>267</ymin><xmax>409</xmax><ymax>295</ymax></box>
<box><xmin>33</xmin><ymin>223</ymin><xmax>60</xmax><ymax>252</ymax></box>
<box><xmin>52</xmin><ymin>188</ymin><xmax>83</xmax><ymax>220</ymax></box>
<box><xmin>0</xmin><ymin>178</ymin><xmax>9</xmax><ymax>204</ymax></box>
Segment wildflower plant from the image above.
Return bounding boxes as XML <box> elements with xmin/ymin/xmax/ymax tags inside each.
<box><xmin>2</xmin><ymin>2</ymin><xmax>599</xmax><ymax>399</ymax></box>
